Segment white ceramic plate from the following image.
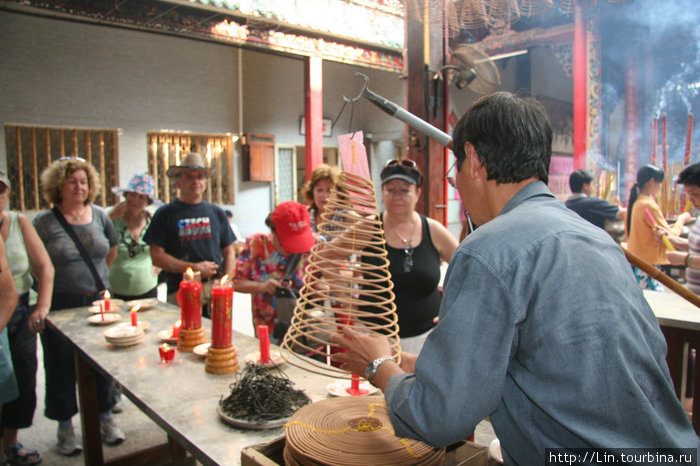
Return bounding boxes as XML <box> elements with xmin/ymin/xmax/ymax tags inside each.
<box><xmin>326</xmin><ymin>379</ymin><xmax>378</xmax><ymax>397</ymax></box>
<box><xmin>157</xmin><ymin>330</ymin><xmax>178</xmax><ymax>344</ymax></box>
<box><xmin>216</xmin><ymin>405</ymin><xmax>288</xmax><ymax>430</ymax></box>
<box><xmin>87</xmin><ymin>313</ymin><xmax>121</xmax><ymax>325</ymax></box>
<box><xmin>91</xmin><ymin>298</ymin><xmax>125</xmax><ymax>309</ymax></box>
<box><xmin>124</xmin><ymin>298</ymin><xmax>158</xmax><ymax>311</ymax></box>
<box><xmin>106</xmin><ymin>335</ymin><xmax>145</xmax><ymax>347</ymax></box>
<box><xmin>193</xmin><ymin>342</ymin><xmax>210</xmax><ymax>357</ymax></box>
<box><xmin>103</xmin><ymin>323</ymin><xmax>144</xmax><ymax>339</ymax></box>
<box><xmin>243</xmin><ymin>350</ymin><xmax>283</xmax><ymax>367</ymax></box>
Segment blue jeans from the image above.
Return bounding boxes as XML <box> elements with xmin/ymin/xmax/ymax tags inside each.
<box><xmin>40</xmin><ymin>292</ymin><xmax>116</xmax><ymax>421</ymax></box>
<box><xmin>1</xmin><ymin>293</ymin><xmax>37</xmax><ymax>430</ymax></box>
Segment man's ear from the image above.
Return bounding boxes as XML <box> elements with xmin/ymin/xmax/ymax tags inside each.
<box><xmin>466</xmin><ymin>143</ymin><xmax>485</xmax><ymax>181</ymax></box>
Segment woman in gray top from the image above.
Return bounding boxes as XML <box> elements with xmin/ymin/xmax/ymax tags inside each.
<box><xmin>32</xmin><ymin>158</ymin><xmax>124</xmax><ymax>456</ymax></box>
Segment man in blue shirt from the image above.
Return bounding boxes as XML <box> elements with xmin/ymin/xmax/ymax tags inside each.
<box><xmin>331</xmin><ymin>92</ymin><xmax>698</xmax><ymax>464</ymax></box>
<box><xmin>565</xmin><ymin>168</ymin><xmax>626</xmax><ymax>230</ymax></box>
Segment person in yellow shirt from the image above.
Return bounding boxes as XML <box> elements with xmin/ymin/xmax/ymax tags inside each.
<box><xmin>626</xmin><ymin>164</ymin><xmax>691</xmax><ymax>290</ymax></box>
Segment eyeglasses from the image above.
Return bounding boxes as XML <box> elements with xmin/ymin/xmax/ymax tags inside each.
<box><xmin>445</xmin><ymin>160</ymin><xmax>457</xmax><ymax>188</ymax></box>
<box><xmin>58</xmin><ymin>156</ymin><xmax>86</xmax><ymax>162</ymax></box>
<box><xmin>403</xmin><ymin>245</ymin><xmax>414</xmax><ymax>273</ymax></box>
<box><xmin>384</xmin><ymin>159</ymin><xmax>417</xmax><ymax>169</ymax></box>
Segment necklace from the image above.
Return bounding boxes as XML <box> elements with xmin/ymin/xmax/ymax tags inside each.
<box><xmin>62</xmin><ymin>205</ymin><xmax>86</xmax><ymax>222</ymax></box>
<box><xmin>392</xmin><ymin>214</ymin><xmax>418</xmax><ymax>247</ymax></box>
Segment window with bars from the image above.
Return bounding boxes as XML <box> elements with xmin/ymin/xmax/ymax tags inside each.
<box><xmin>147</xmin><ymin>132</ymin><xmax>236</xmax><ymax>205</ymax></box>
<box><xmin>4</xmin><ymin>125</ymin><xmax>119</xmax><ymax>211</ymax></box>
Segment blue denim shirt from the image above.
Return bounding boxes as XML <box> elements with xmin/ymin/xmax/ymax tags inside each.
<box><xmin>385</xmin><ymin>181</ymin><xmax>698</xmax><ymax>464</ymax></box>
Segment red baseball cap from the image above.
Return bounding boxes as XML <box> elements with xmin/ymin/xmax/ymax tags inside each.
<box><xmin>271</xmin><ymin>201</ymin><xmax>314</xmax><ymax>254</ymax></box>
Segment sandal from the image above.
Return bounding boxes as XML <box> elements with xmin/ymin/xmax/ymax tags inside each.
<box><xmin>4</xmin><ymin>443</ymin><xmax>41</xmax><ymax>466</ymax></box>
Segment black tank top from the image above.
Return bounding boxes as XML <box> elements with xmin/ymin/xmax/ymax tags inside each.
<box><xmin>361</xmin><ymin>213</ymin><xmax>442</xmax><ymax>338</ymax></box>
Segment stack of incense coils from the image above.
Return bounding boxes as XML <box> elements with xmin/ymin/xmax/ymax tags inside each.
<box><xmin>283</xmin><ymin>396</ymin><xmax>444</xmax><ymax>465</ymax></box>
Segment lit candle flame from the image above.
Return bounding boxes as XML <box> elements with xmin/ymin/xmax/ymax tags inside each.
<box><xmin>185</xmin><ymin>267</ymin><xmax>194</xmax><ymax>279</ymax></box>
<box><xmin>175</xmin><ymin>320</ymin><xmax>181</xmax><ymax>327</ymax></box>
<box><xmin>104</xmin><ymin>290</ymin><xmax>111</xmax><ymax>299</ymax></box>
<box><xmin>220</xmin><ymin>274</ymin><xmax>229</xmax><ymax>286</ymax></box>
<box><xmin>162</xmin><ymin>343</ymin><xmax>170</xmax><ymax>350</ymax></box>
<box><xmin>131</xmin><ymin>304</ymin><xmax>141</xmax><ymax>312</ymax></box>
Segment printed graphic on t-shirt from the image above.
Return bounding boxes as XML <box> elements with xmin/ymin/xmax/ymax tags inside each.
<box><xmin>178</xmin><ymin>217</ymin><xmax>212</xmax><ymax>242</ymax></box>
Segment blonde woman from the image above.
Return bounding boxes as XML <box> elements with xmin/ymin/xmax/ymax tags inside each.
<box><xmin>32</xmin><ymin>158</ymin><xmax>124</xmax><ymax>455</ymax></box>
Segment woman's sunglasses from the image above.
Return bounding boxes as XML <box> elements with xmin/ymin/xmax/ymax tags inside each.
<box><xmin>384</xmin><ymin>159</ymin><xmax>417</xmax><ymax>169</ymax></box>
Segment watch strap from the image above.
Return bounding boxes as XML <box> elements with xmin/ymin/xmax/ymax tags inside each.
<box><xmin>365</xmin><ymin>355</ymin><xmax>395</xmax><ymax>383</ymax></box>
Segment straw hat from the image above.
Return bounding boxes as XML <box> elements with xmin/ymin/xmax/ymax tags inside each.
<box><xmin>111</xmin><ymin>173</ymin><xmax>162</xmax><ymax>205</ymax></box>
<box><xmin>165</xmin><ymin>152</ymin><xmax>215</xmax><ymax>178</ymax></box>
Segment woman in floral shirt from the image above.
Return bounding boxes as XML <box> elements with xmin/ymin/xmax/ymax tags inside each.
<box><xmin>234</xmin><ymin>201</ymin><xmax>314</xmax><ymax>336</ymax></box>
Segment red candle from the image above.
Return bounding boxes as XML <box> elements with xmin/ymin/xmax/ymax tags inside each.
<box><xmin>210</xmin><ymin>277</ymin><xmax>233</xmax><ymax>349</ymax></box>
<box><xmin>651</xmin><ymin>117</ymin><xmax>658</xmax><ymax>165</ymax></box>
<box><xmin>661</xmin><ymin>113</ymin><xmax>668</xmax><ymax>169</ymax></box>
<box><xmin>172</xmin><ymin>320</ymin><xmax>182</xmax><ymax>339</ymax></box>
<box><xmin>131</xmin><ymin>310</ymin><xmax>138</xmax><ymax>327</ymax></box>
<box><xmin>346</xmin><ymin>374</ymin><xmax>369</xmax><ymax>396</ymax></box>
<box><xmin>258</xmin><ymin>325</ymin><xmax>270</xmax><ymax>363</ymax></box>
<box><xmin>178</xmin><ymin>279</ymin><xmax>202</xmax><ymax>330</ymax></box>
<box><xmin>104</xmin><ymin>290</ymin><xmax>111</xmax><ymax>312</ymax></box>
<box><xmin>685</xmin><ymin>114</ymin><xmax>694</xmax><ymax>166</ymax></box>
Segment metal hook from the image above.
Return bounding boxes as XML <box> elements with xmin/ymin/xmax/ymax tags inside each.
<box><xmin>342</xmin><ymin>73</ymin><xmax>370</xmax><ymax>103</ymax></box>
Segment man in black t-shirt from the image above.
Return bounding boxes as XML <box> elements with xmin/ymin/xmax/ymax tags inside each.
<box><xmin>565</xmin><ymin>169</ymin><xmax>626</xmax><ymax>230</ymax></box>
<box><xmin>144</xmin><ymin>152</ymin><xmax>235</xmax><ymax>317</ymax></box>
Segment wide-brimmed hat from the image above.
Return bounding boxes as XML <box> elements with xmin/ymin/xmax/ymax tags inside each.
<box><xmin>165</xmin><ymin>152</ymin><xmax>215</xmax><ymax>178</ymax></box>
<box><xmin>271</xmin><ymin>201</ymin><xmax>314</xmax><ymax>254</ymax></box>
<box><xmin>111</xmin><ymin>173</ymin><xmax>162</xmax><ymax>205</ymax></box>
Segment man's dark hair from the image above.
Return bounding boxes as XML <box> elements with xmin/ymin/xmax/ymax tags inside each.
<box><xmin>452</xmin><ymin>92</ymin><xmax>552</xmax><ymax>184</ymax></box>
<box><xmin>225</xmin><ymin>209</ymin><xmax>233</xmax><ymax>220</ymax></box>
<box><xmin>264</xmin><ymin>213</ymin><xmax>275</xmax><ymax>233</ymax></box>
<box><xmin>569</xmin><ymin>169</ymin><xmax>594</xmax><ymax>193</ymax></box>
<box><xmin>677</xmin><ymin>163</ymin><xmax>700</xmax><ymax>188</ymax></box>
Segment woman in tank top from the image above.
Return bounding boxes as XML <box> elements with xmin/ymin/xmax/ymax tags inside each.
<box><xmin>364</xmin><ymin>160</ymin><xmax>458</xmax><ymax>353</ymax></box>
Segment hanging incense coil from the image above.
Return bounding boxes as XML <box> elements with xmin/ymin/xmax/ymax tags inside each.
<box><xmin>280</xmin><ymin>171</ymin><xmax>401</xmax><ymax>378</ymax></box>
<box><xmin>486</xmin><ymin>0</ymin><xmax>521</xmax><ymax>31</ymax></box>
<box><xmin>283</xmin><ymin>396</ymin><xmax>445</xmax><ymax>465</ymax></box>
<box><xmin>449</xmin><ymin>0</ymin><xmax>488</xmax><ymax>32</ymax></box>
<box><xmin>519</xmin><ymin>0</ymin><xmax>553</xmax><ymax>17</ymax></box>
<box><xmin>558</xmin><ymin>0</ymin><xmax>597</xmax><ymax>15</ymax></box>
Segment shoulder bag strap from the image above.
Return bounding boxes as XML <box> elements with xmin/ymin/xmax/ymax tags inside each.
<box><xmin>51</xmin><ymin>206</ymin><xmax>107</xmax><ymax>291</ymax></box>
<box><xmin>281</xmin><ymin>253</ymin><xmax>302</xmax><ymax>284</ymax></box>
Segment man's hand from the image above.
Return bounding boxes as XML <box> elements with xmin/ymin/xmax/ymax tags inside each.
<box><xmin>330</xmin><ymin>326</ymin><xmax>393</xmax><ymax>377</ymax></box>
<box><xmin>193</xmin><ymin>261</ymin><xmax>219</xmax><ymax>279</ymax></box>
<box><xmin>667</xmin><ymin>251</ymin><xmax>688</xmax><ymax>267</ymax></box>
<box><xmin>259</xmin><ymin>279</ymin><xmax>280</xmax><ymax>295</ymax></box>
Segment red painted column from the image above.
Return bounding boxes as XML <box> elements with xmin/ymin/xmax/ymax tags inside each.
<box><xmin>305</xmin><ymin>55</ymin><xmax>323</xmax><ymax>181</ymax></box>
<box><xmin>573</xmin><ymin>9</ymin><xmax>587</xmax><ymax>170</ymax></box>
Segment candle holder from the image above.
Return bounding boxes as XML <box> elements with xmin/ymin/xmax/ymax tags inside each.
<box><xmin>159</xmin><ymin>343</ymin><xmax>176</xmax><ymax>363</ymax></box>
<box><xmin>205</xmin><ymin>345</ymin><xmax>239</xmax><ymax>374</ymax></box>
<box><xmin>177</xmin><ymin>327</ymin><xmax>208</xmax><ymax>352</ymax></box>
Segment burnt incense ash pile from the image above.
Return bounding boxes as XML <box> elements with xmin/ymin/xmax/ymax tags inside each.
<box><xmin>219</xmin><ymin>363</ymin><xmax>310</xmax><ymax>422</ymax></box>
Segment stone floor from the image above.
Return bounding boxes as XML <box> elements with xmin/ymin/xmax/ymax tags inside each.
<box><xmin>12</xmin><ymin>288</ymin><xmax>497</xmax><ymax>466</ymax></box>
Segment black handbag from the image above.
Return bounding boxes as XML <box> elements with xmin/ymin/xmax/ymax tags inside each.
<box><xmin>272</xmin><ymin>253</ymin><xmax>301</xmax><ymax>340</ymax></box>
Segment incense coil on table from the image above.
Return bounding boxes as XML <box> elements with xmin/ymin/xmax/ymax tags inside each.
<box><xmin>283</xmin><ymin>396</ymin><xmax>444</xmax><ymax>465</ymax></box>
<box><xmin>280</xmin><ymin>172</ymin><xmax>401</xmax><ymax>378</ymax></box>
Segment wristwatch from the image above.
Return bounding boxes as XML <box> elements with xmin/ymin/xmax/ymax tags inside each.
<box><xmin>365</xmin><ymin>355</ymin><xmax>395</xmax><ymax>384</ymax></box>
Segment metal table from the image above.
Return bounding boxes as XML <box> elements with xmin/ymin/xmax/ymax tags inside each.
<box><xmin>644</xmin><ymin>289</ymin><xmax>700</xmax><ymax>433</ymax></box>
<box><xmin>46</xmin><ymin>302</ymin><xmax>336</xmax><ymax>465</ymax></box>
